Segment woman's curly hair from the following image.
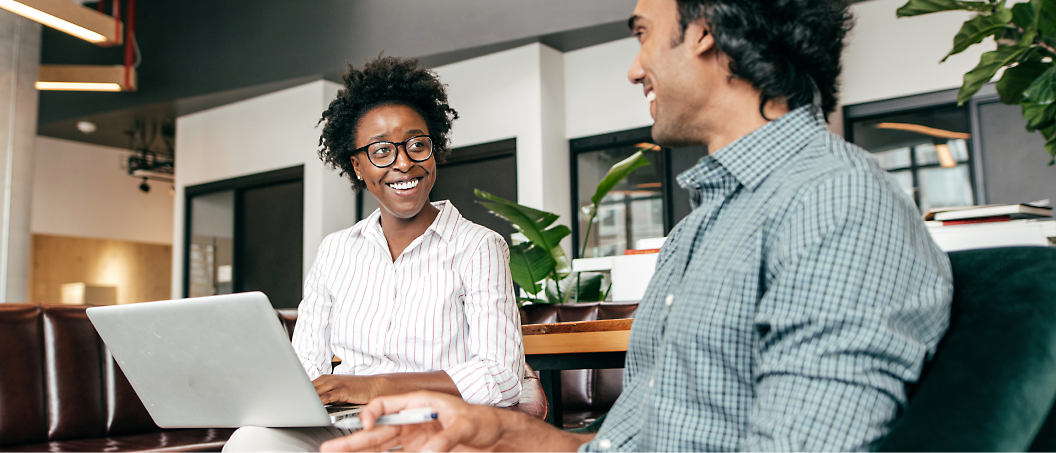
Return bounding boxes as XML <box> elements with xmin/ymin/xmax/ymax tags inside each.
<box><xmin>318</xmin><ymin>56</ymin><xmax>459</xmax><ymax>192</ymax></box>
<box><xmin>675</xmin><ymin>0</ymin><xmax>853</xmax><ymax>121</ymax></box>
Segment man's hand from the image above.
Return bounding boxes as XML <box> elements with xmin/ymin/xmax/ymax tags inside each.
<box><xmin>319</xmin><ymin>391</ymin><xmax>593</xmax><ymax>452</ymax></box>
<box><xmin>313</xmin><ymin>375</ymin><xmax>379</xmax><ymax>405</ymax></box>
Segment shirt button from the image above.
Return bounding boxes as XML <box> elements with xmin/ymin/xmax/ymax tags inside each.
<box><xmin>598</xmin><ymin>439</ymin><xmax>612</xmax><ymax>450</ymax></box>
<box><xmin>648</xmin><ymin>378</ymin><xmax>655</xmax><ymax>388</ymax></box>
<box><xmin>665</xmin><ymin>294</ymin><xmax>674</xmax><ymax>306</ymax></box>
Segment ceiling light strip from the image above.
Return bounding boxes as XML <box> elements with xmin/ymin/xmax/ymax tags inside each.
<box><xmin>34</xmin><ymin>81</ymin><xmax>122</xmax><ymax>91</ymax></box>
<box><xmin>36</xmin><ymin>65</ymin><xmax>135</xmax><ymax>92</ymax></box>
<box><xmin>0</xmin><ymin>0</ymin><xmax>121</xmax><ymax>45</ymax></box>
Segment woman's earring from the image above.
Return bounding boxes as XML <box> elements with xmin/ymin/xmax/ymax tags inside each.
<box><xmin>357</xmin><ymin>174</ymin><xmax>363</xmax><ymax>180</ymax></box>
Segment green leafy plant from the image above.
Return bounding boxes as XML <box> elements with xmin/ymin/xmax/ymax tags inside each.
<box><xmin>897</xmin><ymin>0</ymin><xmax>1056</xmax><ymax>164</ymax></box>
<box><xmin>475</xmin><ymin>146</ymin><xmax>654</xmax><ymax>305</ymax></box>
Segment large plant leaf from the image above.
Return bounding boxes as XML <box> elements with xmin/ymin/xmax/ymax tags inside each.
<box><xmin>958</xmin><ymin>42</ymin><xmax>1032</xmax><ymax>105</ymax></box>
<box><xmin>590</xmin><ymin>150</ymin><xmax>652</xmax><ymax>206</ymax></box>
<box><xmin>545</xmin><ymin>272</ymin><xmax>605</xmax><ymax>304</ymax></box>
<box><xmin>1038</xmin><ymin>0</ymin><xmax>1056</xmax><ymax>37</ymax></box>
<box><xmin>1012</xmin><ymin>1</ymin><xmax>1037</xmax><ymax>30</ymax></box>
<box><xmin>1022</xmin><ymin>99</ymin><xmax>1056</xmax><ymax>131</ymax></box>
<box><xmin>508</xmin><ymin>242</ymin><xmax>555</xmax><ymax>295</ymax></box>
<box><xmin>897</xmin><ymin>0</ymin><xmax>990</xmax><ymax>17</ymax></box>
<box><xmin>1022</xmin><ymin>62</ymin><xmax>1056</xmax><ymax>132</ymax></box>
<box><xmin>552</xmin><ymin>246</ymin><xmax>572</xmax><ymax>278</ymax></box>
<box><xmin>1042</xmin><ymin>124</ymin><xmax>1056</xmax><ymax>164</ymax></box>
<box><xmin>475</xmin><ymin>189</ymin><xmax>568</xmax><ymax>252</ymax></box>
<box><xmin>996</xmin><ymin>53</ymin><xmax>1049</xmax><ymax>104</ymax></box>
<box><xmin>1041</xmin><ymin>123</ymin><xmax>1056</xmax><ymax>140</ymax></box>
<box><xmin>1023</xmin><ymin>61</ymin><xmax>1056</xmax><ymax>104</ymax></box>
<box><xmin>945</xmin><ymin>9</ymin><xmax>1014</xmax><ymax>61</ymax></box>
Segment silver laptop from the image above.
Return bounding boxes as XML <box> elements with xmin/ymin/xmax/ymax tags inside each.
<box><xmin>86</xmin><ymin>292</ymin><xmax>360</xmax><ymax>428</ymax></box>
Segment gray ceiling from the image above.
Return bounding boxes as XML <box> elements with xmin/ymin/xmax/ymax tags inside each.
<box><xmin>36</xmin><ymin>0</ymin><xmax>638</xmax><ymax>152</ymax></box>
<box><xmin>36</xmin><ymin>0</ymin><xmax>878</xmax><ymax>153</ymax></box>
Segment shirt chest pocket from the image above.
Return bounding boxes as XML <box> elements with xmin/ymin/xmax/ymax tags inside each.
<box><xmin>393</xmin><ymin>270</ymin><xmax>464</xmax><ymax>342</ymax></box>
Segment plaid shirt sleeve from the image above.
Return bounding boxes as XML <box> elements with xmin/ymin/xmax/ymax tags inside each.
<box><xmin>747</xmin><ymin>167</ymin><xmax>952</xmax><ymax>451</ymax></box>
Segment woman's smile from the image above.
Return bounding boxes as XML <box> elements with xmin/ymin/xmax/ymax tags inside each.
<box><xmin>352</xmin><ymin>104</ymin><xmax>439</xmax><ymax>223</ymax></box>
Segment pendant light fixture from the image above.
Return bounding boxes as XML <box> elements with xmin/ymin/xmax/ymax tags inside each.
<box><xmin>0</xmin><ymin>0</ymin><xmax>121</xmax><ymax>45</ymax></box>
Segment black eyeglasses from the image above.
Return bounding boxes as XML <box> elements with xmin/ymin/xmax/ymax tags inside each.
<box><xmin>354</xmin><ymin>135</ymin><xmax>434</xmax><ymax>168</ymax></box>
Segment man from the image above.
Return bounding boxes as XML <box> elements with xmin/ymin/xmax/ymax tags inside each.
<box><xmin>321</xmin><ymin>0</ymin><xmax>952</xmax><ymax>450</ymax></box>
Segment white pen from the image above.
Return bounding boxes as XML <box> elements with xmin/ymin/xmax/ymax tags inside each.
<box><xmin>334</xmin><ymin>407</ymin><xmax>438</xmax><ymax>430</ymax></box>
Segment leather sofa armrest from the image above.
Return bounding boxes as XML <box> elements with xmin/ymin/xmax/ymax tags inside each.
<box><xmin>505</xmin><ymin>364</ymin><xmax>547</xmax><ymax>421</ymax></box>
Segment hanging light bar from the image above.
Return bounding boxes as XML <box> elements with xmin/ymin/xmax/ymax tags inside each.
<box><xmin>0</xmin><ymin>0</ymin><xmax>122</xmax><ymax>45</ymax></box>
<box><xmin>37</xmin><ymin>64</ymin><xmax>136</xmax><ymax>92</ymax></box>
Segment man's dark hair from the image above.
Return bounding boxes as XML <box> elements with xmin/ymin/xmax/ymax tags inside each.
<box><xmin>318</xmin><ymin>56</ymin><xmax>459</xmax><ymax>192</ymax></box>
<box><xmin>675</xmin><ymin>0</ymin><xmax>853</xmax><ymax>120</ymax></box>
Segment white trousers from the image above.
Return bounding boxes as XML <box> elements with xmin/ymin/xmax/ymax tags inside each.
<box><xmin>222</xmin><ymin>426</ymin><xmax>358</xmax><ymax>452</ymax></box>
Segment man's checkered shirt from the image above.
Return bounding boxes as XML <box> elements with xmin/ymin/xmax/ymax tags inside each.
<box><xmin>581</xmin><ymin>107</ymin><xmax>953</xmax><ymax>452</ymax></box>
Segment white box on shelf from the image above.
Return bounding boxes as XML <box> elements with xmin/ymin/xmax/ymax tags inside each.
<box><xmin>573</xmin><ymin>253</ymin><xmax>659</xmax><ymax>302</ymax></box>
<box><xmin>926</xmin><ymin>219</ymin><xmax>1056</xmax><ymax>252</ymax></box>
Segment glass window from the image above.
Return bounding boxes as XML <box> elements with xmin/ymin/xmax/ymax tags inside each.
<box><xmin>188</xmin><ymin>190</ymin><xmax>234</xmax><ymax>297</ymax></box>
<box><xmin>576</xmin><ymin>145</ymin><xmax>665</xmax><ymax>258</ymax></box>
<box><xmin>849</xmin><ymin>105</ymin><xmax>975</xmax><ymax>212</ymax></box>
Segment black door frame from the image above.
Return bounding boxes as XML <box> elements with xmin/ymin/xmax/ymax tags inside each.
<box><xmin>183</xmin><ymin>165</ymin><xmax>304</xmax><ymax>298</ymax></box>
<box><xmin>570</xmin><ymin>126</ymin><xmax>681</xmax><ymax>259</ymax></box>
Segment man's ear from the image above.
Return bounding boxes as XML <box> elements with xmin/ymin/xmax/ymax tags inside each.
<box><xmin>684</xmin><ymin>21</ymin><xmax>714</xmax><ymax>57</ymax></box>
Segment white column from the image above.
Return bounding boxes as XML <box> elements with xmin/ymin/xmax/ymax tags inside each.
<box><xmin>0</xmin><ymin>12</ymin><xmax>39</xmax><ymax>302</ymax></box>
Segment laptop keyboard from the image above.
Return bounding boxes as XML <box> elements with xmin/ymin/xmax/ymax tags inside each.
<box><xmin>326</xmin><ymin>404</ymin><xmax>364</xmax><ymax>414</ymax></box>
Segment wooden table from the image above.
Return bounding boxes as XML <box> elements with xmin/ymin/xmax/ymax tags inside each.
<box><xmin>522</xmin><ymin>318</ymin><xmax>632</xmax><ymax>427</ymax></box>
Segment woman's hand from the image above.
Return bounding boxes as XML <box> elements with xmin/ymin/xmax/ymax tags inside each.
<box><xmin>319</xmin><ymin>391</ymin><xmax>592</xmax><ymax>452</ymax></box>
<box><xmin>313</xmin><ymin>375</ymin><xmax>379</xmax><ymax>405</ymax></box>
<box><xmin>313</xmin><ymin>371</ymin><xmax>462</xmax><ymax>405</ymax></box>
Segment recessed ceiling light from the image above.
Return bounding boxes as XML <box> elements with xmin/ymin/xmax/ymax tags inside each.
<box><xmin>76</xmin><ymin>121</ymin><xmax>96</xmax><ymax>134</ymax></box>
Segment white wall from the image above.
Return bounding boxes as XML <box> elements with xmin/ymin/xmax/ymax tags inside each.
<box><xmin>842</xmin><ymin>0</ymin><xmax>989</xmax><ymax>105</ymax></box>
<box><xmin>564</xmin><ymin>37</ymin><xmax>652</xmax><ymax>139</ymax></box>
<box><xmin>560</xmin><ymin>1</ymin><xmax>996</xmax><ymax>122</ymax></box>
<box><xmin>31</xmin><ymin>137</ymin><xmax>174</xmax><ymax>244</ymax></box>
<box><xmin>173</xmin><ymin>80</ymin><xmax>355</xmax><ymax>298</ymax></box>
<box><xmin>434</xmin><ymin>43</ymin><xmax>572</xmax><ymax>247</ymax></box>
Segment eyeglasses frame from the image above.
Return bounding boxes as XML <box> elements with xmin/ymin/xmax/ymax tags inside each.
<box><xmin>353</xmin><ymin>134</ymin><xmax>435</xmax><ymax>168</ymax></box>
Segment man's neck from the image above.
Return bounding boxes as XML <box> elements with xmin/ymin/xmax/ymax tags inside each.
<box><xmin>702</xmin><ymin>86</ymin><xmax>791</xmax><ymax>154</ymax></box>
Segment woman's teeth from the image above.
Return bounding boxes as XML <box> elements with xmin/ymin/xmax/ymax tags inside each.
<box><xmin>388</xmin><ymin>178</ymin><xmax>420</xmax><ymax>190</ymax></box>
<box><xmin>646</xmin><ymin>91</ymin><xmax>656</xmax><ymax>102</ymax></box>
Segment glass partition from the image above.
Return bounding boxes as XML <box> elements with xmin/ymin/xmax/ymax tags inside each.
<box><xmin>849</xmin><ymin>105</ymin><xmax>975</xmax><ymax>212</ymax></box>
<box><xmin>188</xmin><ymin>190</ymin><xmax>234</xmax><ymax>297</ymax></box>
<box><xmin>576</xmin><ymin>144</ymin><xmax>665</xmax><ymax>258</ymax></box>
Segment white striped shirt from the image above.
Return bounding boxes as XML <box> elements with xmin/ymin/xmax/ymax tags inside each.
<box><xmin>292</xmin><ymin>201</ymin><xmax>524</xmax><ymax>407</ymax></box>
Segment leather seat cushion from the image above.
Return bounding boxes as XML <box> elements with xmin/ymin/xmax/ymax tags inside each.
<box><xmin>2</xmin><ymin>428</ymin><xmax>237</xmax><ymax>452</ymax></box>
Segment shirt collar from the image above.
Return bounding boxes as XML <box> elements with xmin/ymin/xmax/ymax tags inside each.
<box><xmin>678</xmin><ymin>106</ymin><xmax>824</xmax><ymax>193</ymax></box>
<box><xmin>360</xmin><ymin>200</ymin><xmax>459</xmax><ymax>244</ymax></box>
<box><xmin>428</xmin><ymin>200</ymin><xmax>460</xmax><ymax>243</ymax></box>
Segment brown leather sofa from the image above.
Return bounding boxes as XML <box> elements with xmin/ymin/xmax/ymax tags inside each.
<box><xmin>0</xmin><ymin>304</ymin><xmax>546</xmax><ymax>452</ymax></box>
<box><xmin>0</xmin><ymin>303</ymin><xmax>235</xmax><ymax>452</ymax></box>
<box><xmin>520</xmin><ymin>302</ymin><xmax>637</xmax><ymax>429</ymax></box>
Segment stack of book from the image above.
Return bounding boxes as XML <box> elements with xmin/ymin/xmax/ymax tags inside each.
<box><xmin>924</xmin><ymin>203</ymin><xmax>1053</xmax><ymax>226</ymax></box>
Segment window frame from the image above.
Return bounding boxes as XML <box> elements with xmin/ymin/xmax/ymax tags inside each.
<box><xmin>843</xmin><ymin>84</ymin><xmax>998</xmax><ymax>206</ymax></box>
<box><xmin>183</xmin><ymin>165</ymin><xmax>304</xmax><ymax>298</ymax></box>
<box><xmin>569</xmin><ymin>126</ymin><xmax>684</xmax><ymax>259</ymax></box>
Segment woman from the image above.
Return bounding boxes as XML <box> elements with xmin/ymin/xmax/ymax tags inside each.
<box><xmin>224</xmin><ymin>56</ymin><xmax>523</xmax><ymax>452</ymax></box>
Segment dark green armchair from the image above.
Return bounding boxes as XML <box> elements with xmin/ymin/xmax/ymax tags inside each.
<box><xmin>878</xmin><ymin>246</ymin><xmax>1056</xmax><ymax>452</ymax></box>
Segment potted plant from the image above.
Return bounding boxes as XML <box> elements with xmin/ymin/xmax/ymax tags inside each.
<box><xmin>475</xmin><ymin>146</ymin><xmax>654</xmax><ymax>306</ymax></box>
<box><xmin>897</xmin><ymin>0</ymin><xmax>1056</xmax><ymax>164</ymax></box>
